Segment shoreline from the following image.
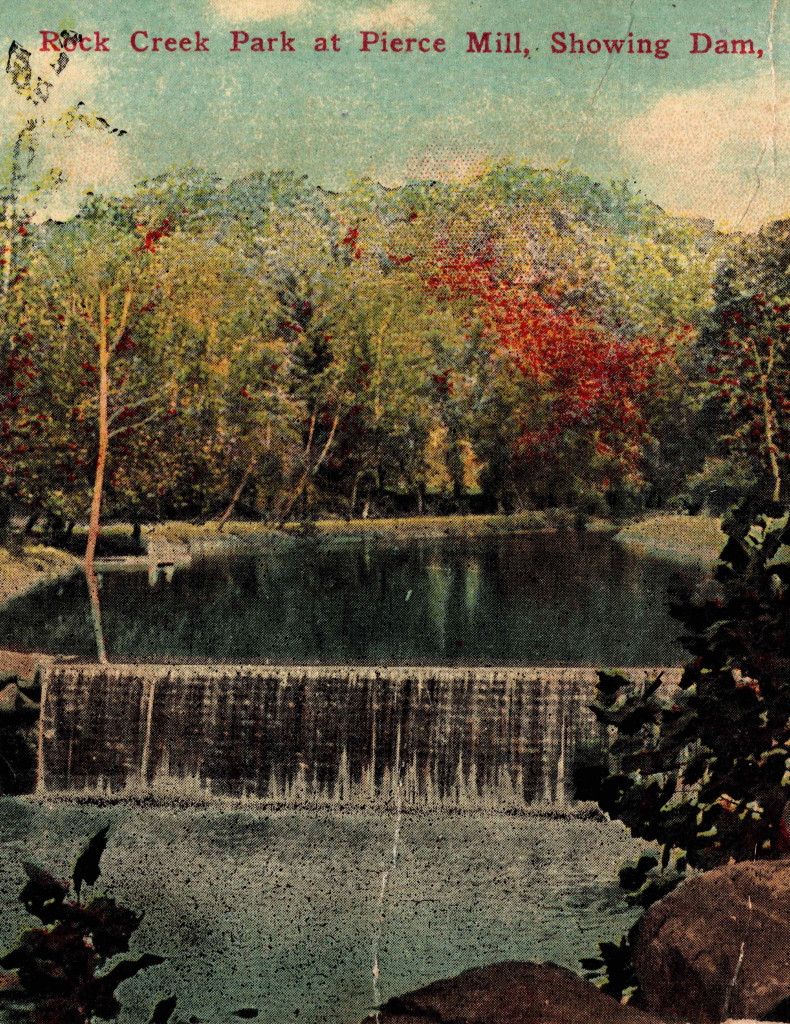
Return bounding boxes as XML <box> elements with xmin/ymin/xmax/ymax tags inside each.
<box><xmin>0</xmin><ymin>544</ymin><xmax>81</xmax><ymax>609</ymax></box>
<box><xmin>0</xmin><ymin>511</ymin><xmax>724</xmax><ymax>611</ymax></box>
<box><xmin>148</xmin><ymin>508</ymin><xmax>617</xmax><ymax>545</ymax></box>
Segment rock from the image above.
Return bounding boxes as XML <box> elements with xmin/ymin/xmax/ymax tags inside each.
<box><xmin>634</xmin><ymin>858</ymin><xmax>790</xmax><ymax>1023</ymax></box>
<box><xmin>364</xmin><ymin>961</ymin><xmax>669</xmax><ymax>1024</ymax></box>
<box><xmin>0</xmin><ymin>681</ymin><xmax>18</xmax><ymax>712</ymax></box>
<box><xmin>0</xmin><ymin>650</ymin><xmax>42</xmax><ymax>682</ymax></box>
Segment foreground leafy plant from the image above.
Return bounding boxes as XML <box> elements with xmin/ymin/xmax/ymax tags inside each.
<box><xmin>0</xmin><ymin>827</ymin><xmax>173</xmax><ymax>1024</ymax></box>
<box><xmin>585</xmin><ymin>498</ymin><xmax>790</xmax><ymax>998</ymax></box>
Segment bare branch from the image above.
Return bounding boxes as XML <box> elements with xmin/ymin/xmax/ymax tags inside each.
<box><xmin>108</xmin><ymin>408</ymin><xmax>165</xmax><ymax>439</ymax></box>
<box><xmin>108</xmin><ymin>388</ymin><xmax>170</xmax><ymax>424</ymax></box>
<box><xmin>109</xmin><ymin>289</ymin><xmax>133</xmax><ymax>353</ymax></box>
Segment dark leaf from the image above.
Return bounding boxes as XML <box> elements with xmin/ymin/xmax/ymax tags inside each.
<box><xmin>596</xmin><ymin>671</ymin><xmax>629</xmax><ymax>699</ymax></box>
<box><xmin>18</xmin><ymin>862</ymin><xmax>69</xmax><ymax>924</ymax></box>
<box><xmin>73</xmin><ymin>825</ymin><xmax>110</xmax><ymax>899</ymax></box>
<box><xmin>148</xmin><ymin>994</ymin><xmax>178</xmax><ymax>1024</ymax></box>
<box><xmin>98</xmin><ymin>953</ymin><xmax>166</xmax><ymax>993</ymax></box>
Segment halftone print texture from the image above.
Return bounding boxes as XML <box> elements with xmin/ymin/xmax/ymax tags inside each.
<box><xmin>0</xmin><ymin>1</ymin><xmax>787</xmax><ymax>1022</ymax></box>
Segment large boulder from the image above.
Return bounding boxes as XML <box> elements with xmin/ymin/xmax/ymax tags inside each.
<box><xmin>364</xmin><ymin>961</ymin><xmax>669</xmax><ymax>1024</ymax></box>
<box><xmin>634</xmin><ymin>858</ymin><xmax>790</xmax><ymax>1023</ymax></box>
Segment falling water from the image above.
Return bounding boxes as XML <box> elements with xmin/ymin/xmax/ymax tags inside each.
<box><xmin>37</xmin><ymin>662</ymin><xmax>679</xmax><ymax>808</ymax></box>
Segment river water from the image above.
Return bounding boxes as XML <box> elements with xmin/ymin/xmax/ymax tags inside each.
<box><xmin>0</xmin><ymin>529</ymin><xmax>682</xmax><ymax>1021</ymax></box>
<box><xmin>0</xmin><ymin>798</ymin><xmax>649</xmax><ymax>1024</ymax></box>
<box><xmin>0</xmin><ymin>531</ymin><xmax>693</xmax><ymax>664</ymax></box>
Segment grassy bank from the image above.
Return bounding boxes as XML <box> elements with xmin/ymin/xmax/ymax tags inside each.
<box><xmin>151</xmin><ymin>513</ymin><xmax>726</xmax><ymax>570</ymax></box>
<box><xmin>614</xmin><ymin>515</ymin><xmax>725</xmax><ymax>568</ymax></box>
<box><xmin>148</xmin><ymin>509</ymin><xmax>616</xmax><ymax>545</ymax></box>
<box><xmin>0</xmin><ymin>544</ymin><xmax>80</xmax><ymax>606</ymax></box>
<box><xmin>8</xmin><ymin>513</ymin><xmax>727</xmax><ymax>588</ymax></box>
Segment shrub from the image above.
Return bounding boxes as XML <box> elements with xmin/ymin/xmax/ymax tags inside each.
<box><xmin>0</xmin><ymin>672</ymin><xmax>41</xmax><ymax>796</ymax></box>
<box><xmin>585</xmin><ymin>498</ymin><xmax>790</xmax><ymax>999</ymax></box>
<box><xmin>0</xmin><ymin>828</ymin><xmax>174</xmax><ymax>1024</ymax></box>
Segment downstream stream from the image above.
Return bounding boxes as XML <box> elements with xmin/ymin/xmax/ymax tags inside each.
<box><xmin>0</xmin><ymin>799</ymin><xmax>649</xmax><ymax>1024</ymax></box>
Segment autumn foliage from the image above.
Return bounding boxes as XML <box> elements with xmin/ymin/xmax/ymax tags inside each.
<box><xmin>700</xmin><ymin>290</ymin><xmax>790</xmax><ymax>501</ymax></box>
<box><xmin>428</xmin><ymin>251</ymin><xmax>671</xmax><ymax>492</ymax></box>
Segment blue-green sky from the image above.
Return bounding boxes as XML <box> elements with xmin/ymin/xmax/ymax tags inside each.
<box><xmin>1</xmin><ymin>0</ymin><xmax>788</xmax><ymax>228</ymax></box>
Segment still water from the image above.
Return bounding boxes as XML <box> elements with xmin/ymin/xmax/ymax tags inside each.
<box><xmin>1</xmin><ymin>535</ymin><xmax>674</xmax><ymax>1020</ymax></box>
<box><xmin>0</xmin><ymin>798</ymin><xmax>649</xmax><ymax>1024</ymax></box>
<box><xmin>0</xmin><ymin>531</ymin><xmax>692</xmax><ymax>664</ymax></box>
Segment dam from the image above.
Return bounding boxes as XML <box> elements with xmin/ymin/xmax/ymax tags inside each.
<box><xmin>36</xmin><ymin>662</ymin><xmax>679</xmax><ymax>808</ymax></box>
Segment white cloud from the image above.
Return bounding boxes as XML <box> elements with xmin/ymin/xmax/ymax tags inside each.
<box><xmin>351</xmin><ymin>1</ymin><xmax>435</xmax><ymax>30</ymax></box>
<box><xmin>377</xmin><ymin>142</ymin><xmax>488</xmax><ymax>186</ymax></box>
<box><xmin>27</xmin><ymin>126</ymin><xmax>132</xmax><ymax>223</ymax></box>
<box><xmin>619</xmin><ymin>76</ymin><xmax>790</xmax><ymax>229</ymax></box>
<box><xmin>48</xmin><ymin>123</ymin><xmax>126</xmax><ymax>184</ymax></box>
<box><xmin>208</xmin><ymin>0</ymin><xmax>310</xmax><ymax>21</ymax></box>
<box><xmin>0</xmin><ymin>45</ymin><xmax>133</xmax><ymax>221</ymax></box>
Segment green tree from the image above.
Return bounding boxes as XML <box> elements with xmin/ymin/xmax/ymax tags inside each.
<box><xmin>27</xmin><ymin>198</ymin><xmax>180</xmax><ymax>658</ymax></box>
<box><xmin>587</xmin><ymin>499</ymin><xmax>790</xmax><ymax>999</ymax></box>
<box><xmin>694</xmin><ymin>222</ymin><xmax>790</xmax><ymax>504</ymax></box>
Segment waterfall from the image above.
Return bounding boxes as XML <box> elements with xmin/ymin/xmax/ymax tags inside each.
<box><xmin>37</xmin><ymin>662</ymin><xmax>680</xmax><ymax>809</ymax></box>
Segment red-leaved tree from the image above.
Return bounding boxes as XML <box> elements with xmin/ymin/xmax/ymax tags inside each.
<box><xmin>428</xmin><ymin>252</ymin><xmax>671</xmax><ymax>501</ymax></box>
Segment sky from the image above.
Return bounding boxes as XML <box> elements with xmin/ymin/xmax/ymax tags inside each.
<box><xmin>0</xmin><ymin>0</ymin><xmax>788</xmax><ymax>230</ymax></box>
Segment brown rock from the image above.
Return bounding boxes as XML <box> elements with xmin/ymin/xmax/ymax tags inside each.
<box><xmin>365</xmin><ymin>962</ymin><xmax>668</xmax><ymax>1024</ymax></box>
<box><xmin>0</xmin><ymin>680</ymin><xmax>17</xmax><ymax>712</ymax></box>
<box><xmin>0</xmin><ymin>650</ymin><xmax>41</xmax><ymax>682</ymax></box>
<box><xmin>634</xmin><ymin>858</ymin><xmax>790</xmax><ymax>1023</ymax></box>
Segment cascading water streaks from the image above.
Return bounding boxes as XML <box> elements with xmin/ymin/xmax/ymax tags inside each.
<box><xmin>372</xmin><ymin>732</ymin><xmax>404</xmax><ymax>1020</ymax></box>
<box><xmin>37</xmin><ymin>662</ymin><xmax>680</xmax><ymax>808</ymax></box>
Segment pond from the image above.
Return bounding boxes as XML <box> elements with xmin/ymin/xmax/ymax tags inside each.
<box><xmin>0</xmin><ymin>530</ymin><xmax>694</xmax><ymax>665</ymax></box>
<box><xmin>0</xmin><ymin>534</ymin><xmax>678</xmax><ymax>1020</ymax></box>
<box><xmin>0</xmin><ymin>798</ymin><xmax>649</xmax><ymax>1024</ymax></box>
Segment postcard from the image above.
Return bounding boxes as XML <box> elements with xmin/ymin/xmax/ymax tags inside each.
<box><xmin>0</xmin><ymin>0</ymin><xmax>786</xmax><ymax>1022</ymax></box>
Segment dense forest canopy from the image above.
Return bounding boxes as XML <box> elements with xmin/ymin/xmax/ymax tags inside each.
<box><xmin>1</xmin><ymin>158</ymin><xmax>788</xmax><ymax>531</ymax></box>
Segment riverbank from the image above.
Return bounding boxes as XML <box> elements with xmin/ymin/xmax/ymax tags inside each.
<box><xmin>149</xmin><ymin>510</ymin><xmax>726</xmax><ymax>568</ymax></box>
<box><xmin>0</xmin><ymin>544</ymin><xmax>80</xmax><ymax>607</ymax></box>
<box><xmin>13</xmin><ymin>511</ymin><xmax>723</xmax><ymax>558</ymax></box>
<box><xmin>147</xmin><ymin>508</ymin><xmax>614</xmax><ymax>546</ymax></box>
<box><xmin>614</xmin><ymin>515</ymin><xmax>725</xmax><ymax>568</ymax></box>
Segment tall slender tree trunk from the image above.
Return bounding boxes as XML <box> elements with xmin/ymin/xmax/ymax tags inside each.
<box><xmin>751</xmin><ymin>339</ymin><xmax>782</xmax><ymax>501</ymax></box>
<box><xmin>23</xmin><ymin>512</ymin><xmax>40</xmax><ymax>535</ymax></box>
<box><xmin>759</xmin><ymin>382</ymin><xmax>782</xmax><ymax>502</ymax></box>
<box><xmin>275</xmin><ymin>412</ymin><xmax>339</xmax><ymax>529</ymax></box>
<box><xmin>2</xmin><ymin>201</ymin><xmax>13</xmax><ymax>296</ymax></box>
<box><xmin>85</xmin><ymin>290</ymin><xmax>110</xmax><ymax>664</ymax></box>
<box><xmin>217</xmin><ymin>455</ymin><xmax>257</xmax><ymax>532</ymax></box>
<box><xmin>349</xmin><ymin>471</ymin><xmax>362</xmax><ymax>520</ymax></box>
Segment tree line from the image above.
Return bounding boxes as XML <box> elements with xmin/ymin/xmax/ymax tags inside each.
<box><xmin>1</xmin><ymin>159</ymin><xmax>789</xmax><ymax>540</ymax></box>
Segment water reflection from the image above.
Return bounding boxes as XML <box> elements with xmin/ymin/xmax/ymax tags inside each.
<box><xmin>0</xmin><ymin>531</ymin><xmax>695</xmax><ymax>665</ymax></box>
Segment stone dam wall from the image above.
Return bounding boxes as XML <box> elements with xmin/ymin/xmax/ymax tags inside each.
<box><xmin>36</xmin><ymin>662</ymin><xmax>681</xmax><ymax>809</ymax></box>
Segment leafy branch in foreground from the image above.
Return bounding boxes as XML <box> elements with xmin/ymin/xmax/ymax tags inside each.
<box><xmin>585</xmin><ymin>499</ymin><xmax>790</xmax><ymax>999</ymax></box>
<box><xmin>0</xmin><ymin>827</ymin><xmax>173</xmax><ymax>1024</ymax></box>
